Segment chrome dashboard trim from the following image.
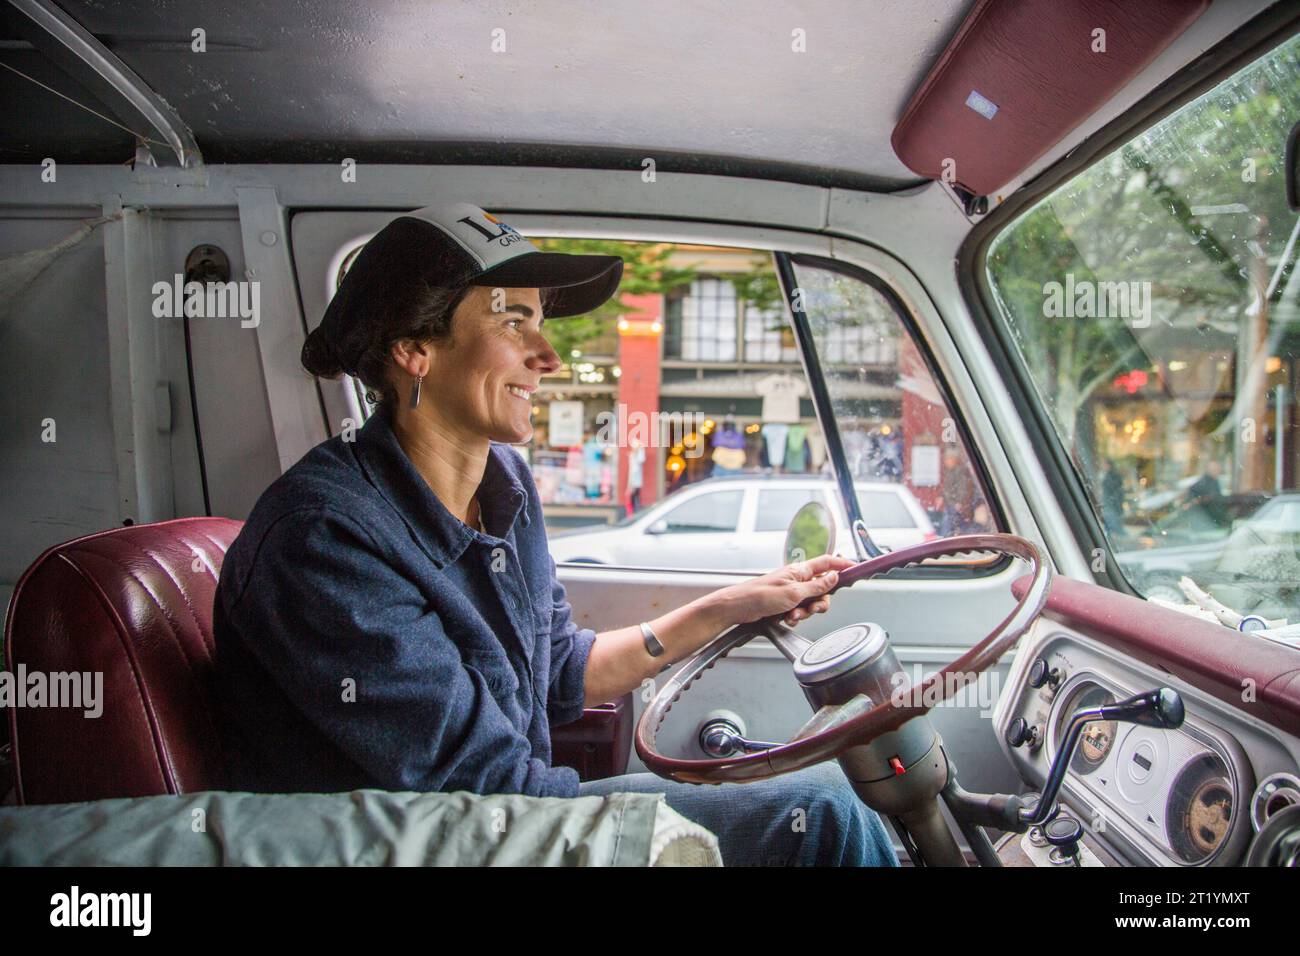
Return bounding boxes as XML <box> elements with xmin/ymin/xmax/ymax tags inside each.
<box><xmin>1044</xmin><ymin>668</ymin><xmax>1249</xmax><ymax>866</ymax></box>
<box><xmin>995</xmin><ymin>621</ymin><xmax>1300</xmax><ymax>867</ymax></box>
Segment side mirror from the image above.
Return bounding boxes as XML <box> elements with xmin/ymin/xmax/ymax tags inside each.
<box><xmin>647</xmin><ymin>519</ymin><xmax>669</xmax><ymax>535</ymax></box>
<box><xmin>783</xmin><ymin>501</ymin><xmax>836</xmax><ymax>564</ymax></box>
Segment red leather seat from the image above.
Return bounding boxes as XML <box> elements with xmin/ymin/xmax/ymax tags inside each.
<box><xmin>4</xmin><ymin>515</ymin><xmax>630</xmax><ymax>806</ymax></box>
<box><xmin>4</xmin><ymin>517</ymin><xmax>242</xmax><ymax>804</ymax></box>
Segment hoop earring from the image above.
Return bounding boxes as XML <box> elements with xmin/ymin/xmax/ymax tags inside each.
<box><xmin>409</xmin><ymin>374</ymin><xmax>423</xmax><ymax>409</ymax></box>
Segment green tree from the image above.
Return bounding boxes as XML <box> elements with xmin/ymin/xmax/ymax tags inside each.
<box><xmin>532</xmin><ymin>237</ymin><xmax>699</xmax><ymax>359</ymax></box>
<box><xmin>987</xmin><ymin>33</ymin><xmax>1300</xmax><ymax>473</ymax></box>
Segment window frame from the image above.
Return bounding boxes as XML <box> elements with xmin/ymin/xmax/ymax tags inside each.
<box><xmin>776</xmin><ymin>251</ymin><xmax>1009</xmax><ymax>578</ymax></box>
<box><xmin>959</xmin><ymin>8</ymin><xmax>1300</xmax><ymax>596</ymax></box>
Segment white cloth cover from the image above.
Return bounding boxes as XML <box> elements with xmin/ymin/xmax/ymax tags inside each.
<box><xmin>0</xmin><ymin>788</ymin><xmax>721</xmax><ymax>867</ymax></box>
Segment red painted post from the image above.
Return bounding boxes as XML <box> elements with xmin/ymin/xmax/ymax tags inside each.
<box><xmin>616</xmin><ymin>294</ymin><xmax>663</xmax><ymax>508</ymax></box>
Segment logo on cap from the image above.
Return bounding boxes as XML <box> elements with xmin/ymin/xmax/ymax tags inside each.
<box><xmin>458</xmin><ymin>210</ymin><xmax>527</xmax><ymax>249</ymax></box>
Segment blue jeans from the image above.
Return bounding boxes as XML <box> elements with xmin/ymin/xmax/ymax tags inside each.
<box><xmin>578</xmin><ymin>761</ymin><xmax>899</xmax><ymax>866</ymax></box>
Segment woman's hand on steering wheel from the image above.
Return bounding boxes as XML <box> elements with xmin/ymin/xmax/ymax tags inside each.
<box><xmin>715</xmin><ymin>554</ymin><xmax>858</xmax><ymax>628</ymax></box>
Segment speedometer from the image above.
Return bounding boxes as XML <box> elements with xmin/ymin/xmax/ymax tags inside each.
<box><xmin>1058</xmin><ymin>684</ymin><xmax>1117</xmax><ymax>776</ymax></box>
<box><xmin>1166</xmin><ymin>752</ymin><xmax>1234</xmax><ymax>864</ymax></box>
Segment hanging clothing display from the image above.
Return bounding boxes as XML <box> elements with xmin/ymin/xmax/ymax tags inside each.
<box><xmin>807</xmin><ymin>424</ymin><xmax>828</xmax><ymax>471</ymax></box>
<box><xmin>761</xmin><ymin>423</ymin><xmax>789</xmax><ymax>469</ymax></box>
<box><xmin>710</xmin><ymin>426</ymin><xmax>746</xmax><ymax>475</ymax></box>
<box><xmin>785</xmin><ymin>424</ymin><xmax>810</xmax><ymax>472</ymax></box>
<box><xmin>753</xmin><ymin>373</ymin><xmax>807</xmax><ymax>423</ymax></box>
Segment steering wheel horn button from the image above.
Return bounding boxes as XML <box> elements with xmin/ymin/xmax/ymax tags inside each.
<box><xmin>793</xmin><ymin>623</ymin><xmax>889</xmax><ymax>685</ymax></box>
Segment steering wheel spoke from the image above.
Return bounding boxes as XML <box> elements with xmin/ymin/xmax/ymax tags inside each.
<box><xmin>759</xmin><ymin>619</ymin><xmax>813</xmax><ymax>663</ymax></box>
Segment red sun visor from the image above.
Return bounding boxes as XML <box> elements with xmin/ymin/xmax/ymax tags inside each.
<box><xmin>891</xmin><ymin>0</ymin><xmax>1210</xmax><ymax>198</ymax></box>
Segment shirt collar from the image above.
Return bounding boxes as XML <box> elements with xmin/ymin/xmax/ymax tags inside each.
<box><xmin>353</xmin><ymin>404</ymin><xmax>531</xmax><ymax>568</ymax></box>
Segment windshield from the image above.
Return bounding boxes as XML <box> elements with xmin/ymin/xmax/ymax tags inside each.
<box><xmin>985</xmin><ymin>34</ymin><xmax>1300</xmax><ymax>621</ymax></box>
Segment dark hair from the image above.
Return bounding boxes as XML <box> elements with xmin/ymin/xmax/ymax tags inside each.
<box><xmin>302</xmin><ymin>275</ymin><xmax>473</xmax><ymax>407</ymax></box>
<box><xmin>302</xmin><ymin>234</ymin><xmax>560</xmax><ymax>407</ymax></box>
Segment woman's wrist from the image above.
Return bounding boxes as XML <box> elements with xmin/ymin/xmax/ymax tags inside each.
<box><xmin>687</xmin><ymin>587</ymin><xmax>739</xmax><ymax>635</ymax></box>
<box><xmin>639</xmin><ymin>590</ymin><xmax>735</xmax><ymax>666</ymax></box>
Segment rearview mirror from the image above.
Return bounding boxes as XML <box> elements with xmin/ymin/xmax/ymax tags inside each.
<box><xmin>647</xmin><ymin>519</ymin><xmax>668</xmax><ymax>535</ymax></box>
<box><xmin>783</xmin><ymin>501</ymin><xmax>836</xmax><ymax>564</ymax></box>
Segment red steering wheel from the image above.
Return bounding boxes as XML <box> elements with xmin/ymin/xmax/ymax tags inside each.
<box><xmin>635</xmin><ymin>534</ymin><xmax>1052</xmax><ymax>784</ymax></box>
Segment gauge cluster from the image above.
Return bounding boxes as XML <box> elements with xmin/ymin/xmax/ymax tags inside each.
<box><xmin>1051</xmin><ymin>676</ymin><xmax>1236</xmax><ymax>864</ymax></box>
<box><xmin>997</xmin><ymin>629</ymin><xmax>1300</xmax><ymax>866</ymax></box>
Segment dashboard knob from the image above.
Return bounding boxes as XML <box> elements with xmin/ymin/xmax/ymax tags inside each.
<box><xmin>1044</xmin><ymin>816</ymin><xmax>1084</xmax><ymax>863</ymax></box>
<box><xmin>1028</xmin><ymin>658</ymin><xmax>1061</xmax><ymax>690</ymax></box>
<box><xmin>1005</xmin><ymin>716</ymin><xmax>1040</xmax><ymax>749</ymax></box>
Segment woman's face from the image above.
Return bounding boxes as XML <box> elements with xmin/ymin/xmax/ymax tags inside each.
<box><xmin>424</xmin><ymin>286</ymin><xmax>562</xmax><ymax>445</ymax></box>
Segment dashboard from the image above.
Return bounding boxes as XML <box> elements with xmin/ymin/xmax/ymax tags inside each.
<box><xmin>996</xmin><ymin>625</ymin><xmax>1300</xmax><ymax>866</ymax></box>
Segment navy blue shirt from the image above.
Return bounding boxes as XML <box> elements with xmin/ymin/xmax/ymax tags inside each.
<box><xmin>212</xmin><ymin>403</ymin><xmax>595</xmax><ymax>797</ymax></box>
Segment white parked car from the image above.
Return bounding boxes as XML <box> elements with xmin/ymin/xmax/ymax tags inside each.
<box><xmin>546</xmin><ymin>476</ymin><xmax>936</xmax><ymax>571</ymax></box>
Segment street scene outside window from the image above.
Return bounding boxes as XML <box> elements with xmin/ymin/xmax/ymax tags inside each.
<box><xmin>335</xmin><ymin>239</ymin><xmax>993</xmax><ymax>571</ymax></box>
<box><xmin>986</xmin><ymin>34</ymin><xmax>1300</xmax><ymax>621</ymax></box>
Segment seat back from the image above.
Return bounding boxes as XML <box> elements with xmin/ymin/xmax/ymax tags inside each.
<box><xmin>4</xmin><ymin>517</ymin><xmax>242</xmax><ymax>804</ymax></box>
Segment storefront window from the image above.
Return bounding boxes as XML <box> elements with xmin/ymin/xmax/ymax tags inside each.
<box><xmin>665</xmin><ymin>277</ymin><xmax>738</xmax><ymax>361</ymax></box>
<box><xmin>529</xmin><ymin>394</ymin><xmax>619</xmax><ymax>522</ymax></box>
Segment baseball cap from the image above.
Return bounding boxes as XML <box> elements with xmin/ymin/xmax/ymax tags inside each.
<box><xmin>327</xmin><ymin>201</ymin><xmax>623</xmax><ymax>325</ymax></box>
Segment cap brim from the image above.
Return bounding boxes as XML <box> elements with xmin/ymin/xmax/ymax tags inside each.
<box><xmin>472</xmin><ymin>252</ymin><xmax>624</xmax><ymax>318</ymax></box>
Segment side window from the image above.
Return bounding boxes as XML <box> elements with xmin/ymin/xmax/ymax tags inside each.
<box><xmin>790</xmin><ymin>260</ymin><xmax>996</xmax><ymax>546</ymax></box>
<box><xmin>755</xmin><ymin>488</ymin><xmax>826</xmax><ymax>533</ymax></box>
<box><xmin>659</xmin><ymin>491</ymin><xmax>743</xmax><ymax>533</ymax></box>
<box><xmin>333</xmin><ymin>235</ymin><xmax>993</xmax><ymax>569</ymax></box>
<box><xmin>532</xmin><ymin>241</ymin><xmax>840</xmax><ymax>572</ymax></box>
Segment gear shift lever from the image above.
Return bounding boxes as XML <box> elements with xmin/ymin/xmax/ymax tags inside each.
<box><xmin>1020</xmin><ymin>687</ymin><xmax>1184</xmax><ymax>827</ymax></box>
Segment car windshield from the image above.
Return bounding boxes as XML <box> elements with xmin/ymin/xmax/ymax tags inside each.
<box><xmin>985</xmin><ymin>35</ymin><xmax>1300</xmax><ymax>621</ymax></box>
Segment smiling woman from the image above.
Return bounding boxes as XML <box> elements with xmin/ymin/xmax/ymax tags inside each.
<box><xmin>211</xmin><ymin>201</ymin><xmax>895</xmax><ymax>867</ymax></box>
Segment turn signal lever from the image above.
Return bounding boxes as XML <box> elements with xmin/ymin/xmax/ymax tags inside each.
<box><xmin>1020</xmin><ymin>687</ymin><xmax>1185</xmax><ymax>826</ymax></box>
<box><xmin>942</xmin><ymin>687</ymin><xmax>1186</xmax><ymax>837</ymax></box>
<box><xmin>697</xmin><ymin>712</ymin><xmax>781</xmax><ymax>757</ymax></box>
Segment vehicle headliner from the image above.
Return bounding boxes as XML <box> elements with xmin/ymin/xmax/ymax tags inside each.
<box><xmin>1</xmin><ymin>0</ymin><xmax>974</xmax><ymax>187</ymax></box>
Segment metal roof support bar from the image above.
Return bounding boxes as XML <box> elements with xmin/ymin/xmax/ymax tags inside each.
<box><xmin>9</xmin><ymin>0</ymin><xmax>202</xmax><ymax>168</ymax></box>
